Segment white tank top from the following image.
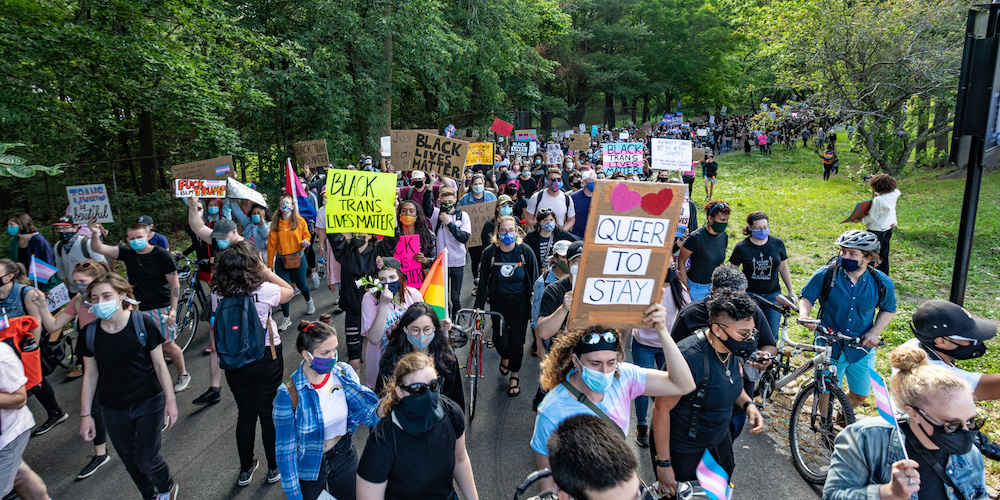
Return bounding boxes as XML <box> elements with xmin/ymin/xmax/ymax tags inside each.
<box><xmin>312</xmin><ymin>371</ymin><xmax>348</xmax><ymax>440</ymax></box>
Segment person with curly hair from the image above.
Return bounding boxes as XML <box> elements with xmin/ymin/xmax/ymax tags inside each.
<box><xmin>530</xmin><ymin>303</ymin><xmax>695</xmax><ymax>493</ymax></box>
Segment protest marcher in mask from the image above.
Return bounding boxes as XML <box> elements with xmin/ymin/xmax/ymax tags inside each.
<box><xmin>569</xmin><ymin>171</ymin><xmax>595</xmax><ymax>239</ymax></box>
<box><xmin>729</xmin><ymin>211</ymin><xmax>796</xmax><ymax>334</ymax></box>
<box><xmin>524</xmin><ymin>168</ymin><xmax>576</xmax><ymax>230</ymax></box>
<box><xmin>228</xmin><ymin>201</ymin><xmax>271</xmax><ymax>258</ymax></box>
<box><xmin>361</xmin><ymin>257</ymin><xmax>423</xmax><ymax>389</ymax></box>
<box><xmin>523</xmin><ymin>208</ymin><xmax>577</xmax><ymax>275</ymax></box>
<box><xmin>267</xmin><ymin>195</ymin><xmax>315</xmax><ymax>329</ymax></box>
<box><xmin>6</xmin><ymin>212</ymin><xmax>61</xmax><ymax>293</ymax></box>
<box><xmin>52</xmin><ymin>215</ymin><xmax>106</xmax><ymax>295</ymax></box>
<box><xmin>429</xmin><ymin>187</ymin><xmax>470</xmax><ymax>319</ymax></box>
<box><xmin>380</xmin><ymin>200</ymin><xmax>436</xmax><ymax>288</ymax></box>
<box><xmin>677</xmin><ymin>201</ymin><xmax>731</xmax><ymax>301</ymax></box>
<box><xmin>137</xmin><ymin>215</ymin><xmax>169</xmax><ymax>249</ymax></box>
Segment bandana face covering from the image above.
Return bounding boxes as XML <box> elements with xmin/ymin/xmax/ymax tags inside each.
<box><xmin>393</xmin><ymin>386</ymin><xmax>445</xmax><ymax>435</ymax></box>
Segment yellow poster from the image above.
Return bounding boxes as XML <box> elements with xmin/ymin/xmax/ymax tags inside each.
<box><xmin>465</xmin><ymin>142</ymin><xmax>495</xmax><ymax>166</ymax></box>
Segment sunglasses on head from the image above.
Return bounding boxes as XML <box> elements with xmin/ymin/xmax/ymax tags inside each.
<box><xmin>581</xmin><ymin>331</ymin><xmax>617</xmax><ymax>345</ymax></box>
<box><xmin>708</xmin><ymin>201</ymin><xmax>730</xmax><ymax>216</ymax></box>
<box><xmin>912</xmin><ymin>406</ymin><xmax>987</xmax><ymax>434</ymax></box>
<box><xmin>400</xmin><ymin>378</ymin><xmax>441</xmax><ymax>395</ymax></box>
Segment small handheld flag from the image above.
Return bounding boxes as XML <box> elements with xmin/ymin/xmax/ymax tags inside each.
<box><xmin>696</xmin><ymin>449</ymin><xmax>733</xmax><ymax>500</ymax></box>
<box><xmin>870</xmin><ymin>368</ymin><xmax>909</xmax><ymax>459</ymax></box>
<box><xmin>28</xmin><ymin>256</ymin><xmax>59</xmax><ymax>284</ymax></box>
<box><xmin>444</xmin><ymin>124</ymin><xmax>456</xmax><ymax>138</ymax></box>
<box><xmin>285</xmin><ymin>158</ymin><xmax>317</xmax><ymax>223</ymax></box>
<box><xmin>0</xmin><ymin>314</ymin><xmax>9</xmax><ymax>330</ymax></box>
<box><xmin>418</xmin><ymin>249</ymin><xmax>449</xmax><ymax>321</ymax></box>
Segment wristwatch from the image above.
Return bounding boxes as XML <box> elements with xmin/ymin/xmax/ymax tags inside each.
<box><xmin>742</xmin><ymin>400</ymin><xmax>757</xmax><ymax>412</ymax></box>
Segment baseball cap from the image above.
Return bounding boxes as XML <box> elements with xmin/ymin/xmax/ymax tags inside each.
<box><xmin>52</xmin><ymin>215</ymin><xmax>74</xmax><ymax>227</ymax></box>
<box><xmin>137</xmin><ymin>215</ymin><xmax>154</xmax><ymax>226</ymax></box>
<box><xmin>497</xmin><ymin>194</ymin><xmax>513</xmax><ymax>205</ymax></box>
<box><xmin>566</xmin><ymin>241</ymin><xmax>584</xmax><ymax>261</ymax></box>
<box><xmin>210</xmin><ymin>218</ymin><xmax>238</xmax><ymax>240</ymax></box>
<box><xmin>911</xmin><ymin>300</ymin><xmax>997</xmax><ymax>342</ymax></box>
<box><xmin>411</xmin><ymin>171</ymin><xmax>426</xmax><ymax>180</ymax></box>
<box><xmin>552</xmin><ymin>240</ymin><xmax>571</xmax><ymax>257</ymax></box>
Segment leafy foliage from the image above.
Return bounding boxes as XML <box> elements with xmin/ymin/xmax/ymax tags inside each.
<box><xmin>0</xmin><ymin>143</ymin><xmax>64</xmax><ymax>178</ymax></box>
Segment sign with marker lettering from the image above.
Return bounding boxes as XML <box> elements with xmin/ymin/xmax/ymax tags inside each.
<box><xmin>174</xmin><ymin>179</ymin><xmax>227</xmax><ymax>198</ymax></box>
<box><xmin>651</xmin><ymin>138</ymin><xmax>692</xmax><ymax>171</ymax></box>
<box><xmin>293</xmin><ymin>140</ymin><xmax>329</xmax><ymax>168</ymax></box>
<box><xmin>510</xmin><ymin>141</ymin><xmax>530</xmax><ymax>156</ymax></box>
<box><xmin>394</xmin><ymin>234</ymin><xmax>424</xmax><ymax>288</ymax></box>
<box><xmin>602</xmin><ymin>142</ymin><xmax>644</xmax><ymax>176</ymax></box>
<box><xmin>569</xmin><ymin>134</ymin><xmax>590</xmax><ymax>151</ymax></box>
<box><xmin>323</xmin><ymin>170</ymin><xmax>397</xmax><ymax>236</ymax></box>
<box><xmin>466</xmin><ymin>142</ymin><xmax>495</xmax><ymax>166</ymax></box>
<box><xmin>464</xmin><ymin>201</ymin><xmax>496</xmax><ymax>248</ymax></box>
<box><xmin>514</xmin><ymin>129</ymin><xmax>538</xmax><ymax>142</ymax></box>
<box><xmin>394</xmin><ymin>130</ymin><xmax>469</xmax><ymax>180</ymax></box>
<box><xmin>66</xmin><ymin>184</ymin><xmax>113</xmax><ymax>223</ymax></box>
<box><xmin>567</xmin><ymin>180</ymin><xmax>686</xmax><ymax>329</ymax></box>
<box><xmin>45</xmin><ymin>282</ymin><xmax>70</xmax><ymax>312</ymax></box>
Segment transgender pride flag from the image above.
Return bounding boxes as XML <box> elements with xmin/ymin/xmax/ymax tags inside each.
<box><xmin>870</xmin><ymin>368</ymin><xmax>910</xmax><ymax>459</ymax></box>
<box><xmin>285</xmin><ymin>158</ymin><xmax>317</xmax><ymax>223</ymax></box>
<box><xmin>28</xmin><ymin>256</ymin><xmax>58</xmax><ymax>283</ymax></box>
<box><xmin>696</xmin><ymin>449</ymin><xmax>733</xmax><ymax>500</ymax></box>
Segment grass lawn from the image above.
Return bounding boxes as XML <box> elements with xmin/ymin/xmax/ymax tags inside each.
<box><xmin>711</xmin><ymin>135</ymin><xmax>1000</xmax><ymax>485</ymax></box>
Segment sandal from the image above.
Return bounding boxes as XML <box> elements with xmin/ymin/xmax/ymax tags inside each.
<box><xmin>507</xmin><ymin>377</ymin><xmax>521</xmax><ymax>397</ymax></box>
<box><xmin>499</xmin><ymin>361</ymin><xmax>510</xmax><ymax>376</ymax></box>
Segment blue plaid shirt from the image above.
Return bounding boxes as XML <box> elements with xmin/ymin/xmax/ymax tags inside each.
<box><xmin>273</xmin><ymin>361</ymin><xmax>379</xmax><ymax>500</ymax></box>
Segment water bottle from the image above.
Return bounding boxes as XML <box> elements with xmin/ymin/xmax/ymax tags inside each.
<box><xmin>318</xmin><ymin>256</ymin><xmax>325</xmax><ymax>264</ymax></box>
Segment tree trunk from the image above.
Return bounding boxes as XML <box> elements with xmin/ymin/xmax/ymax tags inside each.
<box><xmin>379</xmin><ymin>4</ymin><xmax>393</xmax><ymax>139</ymax></box>
<box><xmin>642</xmin><ymin>94</ymin><xmax>650</xmax><ymax>124</ymax></box>
<box><xmin>118</xmin><ymin>130</ymin><xmax>140</xmax><ymax>193</ymax></box>
<box><xmin>138</xmin><ymin>110</ymin><xmax>157</xmax><ymax>195</ymax></box>
<box><xmin>604</xmin><ymin>93</ymin><xmax>615</xmax><ymax>128</ymax></box>
<box><xmin>933</xmin><ymin>101</ymin><xmax>949</xmax><ymax>167</ymax></box>
<box><xmin>915</xmin><ymin>98</ymin><xmax>928</xmax><ymax>158</ymax></box>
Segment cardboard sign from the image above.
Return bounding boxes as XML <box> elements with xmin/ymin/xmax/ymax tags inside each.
<box><xmin>510</xmin><ymin>141</ymin><xmax>530</xmax><ymax>156</ymax></box>
<box><xmin>650</xmin><ymin>138</ymin><xmax>692</xmax><ymax>171</ymax></box>
<box><xmin>226</xmin><ymin>177</ymin><xmax>266</xmax><ymax>207</ymax></box>
<box><xmin>174</xmin><ymin>179</ymin><xmax>226</xmax><ymax>198</ymax></box>
<box><xmin>293</xmin><ymin>140</ymin><xmax>329</xmax><ymax>168</ymax></box>
<box><xmin>546</xmin><ymin>144</ymin><xmax>564</xmax><ymax>165</ymax></box>
<box><xmin>466</xmin><ymin>143</ymin><xmax>495</xmax><ymax>166</ymax></box>
<box><xmin>323</xmin><ymin>170</ymin><xmax>397</xmax><ymax>236</ymax></box>
<box><xmin>390</xmin><ymin>130</ymin><xmax>417</xmax><ymax>170</ymax></box>
<box><xmin>464</xmin><ymin>201</ymin><xmax>497</xmax><ymax>248</ymax></box>
<box><xmin>171</xmin><ymin>155</ymin><xmax>234</xmax><ymax>180</ymax></box>
<box><xmin>45</xmin><ymin>282</ymin><xmax>71</xmax><ymax>312</ymax></box>
<box><xmin>569</xmin><ymin>134</ymin><xmax>590</xmax><ymax>151</ymax></box>
<box><xmin>567</xmin><ymin>180</ymin><xmax>686</xmax><ymax>330</ymax></box>
<box><xmin>398</xmin><ymin>131</ymin><xmax>469</xmax><ymax>180</ymax></box>
<box><xmin>394</xmin><ymin>234</ymin><xmax>425</xmax><ymax>288</ymax></box>
<box><xmin>66</xmin><ymin>184</ymin><xmax>113</xmax><ymax>224</ymax></box>
<box><xmin>380</xmin><ymin>136</ymin><xmax>391</xmax><ymax>157</ymax></box>
<box><xmin>514</xmin><ymin>129</ymin><xmax>538</xmax><ymax>142</ymax></box>
<box><xmin>693</xmin><ymin>147</ymin><xmax>707</xmax><ymax>162</ymax></box>
<box><xmin>491</xmin><ymin>118</ymin><xmax>514</xmax><ymax>137</ymax></box>
<box><xmin>602</xmin><ymin>142</ymin><xmax>644</xmax><ymax>176</ymax></box>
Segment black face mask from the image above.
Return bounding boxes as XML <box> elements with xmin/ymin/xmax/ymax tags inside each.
<box><xmin>715</xmin><ymin>327</ymin><xmax>758</xmax><ymax>359</ymax></box>
<box><xmin>412</xmin><ymin>180</ymin><xmax>424</xmax><ymax>189</ymax></box>
<box><xmin>943</xmin><ymin>339</ymin><xmax>988</xmax><ymax>360</ymax></box>
<box><xmin>393</xmin><ymin>387</ymin><xmax>444</xmax><ymax>436</ymax></box>
<box><xmin>505</xmin><ymin>187</ymin><xmax>518</xmax><ymax>196</ymax></box>
<box><xmin>918</xmin><ymin>420</ymin><xmax>977</xmax><ymax>455</ymax></box>
<box><xmin>58</xmin><ymin>231</ymin><xmax>77</xmax><ymax>245</ymax></box>
<box><xmin>572</xmin><ymin>181</ymin><xmax>582</xmax><ymax>189</ymax></box>
<box><xmin>352</xmin><ymin>236</ymin><xmax>367</xmax><ymax>248</ymax></box>
<box><xmin>666</xmin><ymin>267</ymin><xmax>677</xmax><ymax>283</ymax></box>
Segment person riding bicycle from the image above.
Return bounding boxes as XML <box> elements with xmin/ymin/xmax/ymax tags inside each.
<box><xmin>798</xmin><ymin>230</ymin><xmax>896</xmax><ymax>410</ymax></box>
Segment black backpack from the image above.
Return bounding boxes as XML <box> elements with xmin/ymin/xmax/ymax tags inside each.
<box><xmin>212</xmin><ymin>294</ymin><xmax>275</xmax><ymax>370</ymax></box>
<box><xmin>817</xmin><ymin>256</ymin><xmax>887</xmax><ymax>320</ymax></box>
<box><xmin>530</xmin><ymin>189</ymin><xmax>571</xmax><ymax>215</ymax></box>
<box><xmin>85</xmin><ymin>310</ymin><xmax>148</xmax><ymax>353</ymax></box>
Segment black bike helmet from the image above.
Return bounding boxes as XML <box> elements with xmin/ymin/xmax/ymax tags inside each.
<box><xmin>834</xmin><ymin>230</ymin><xmax>880</xmax><ymax>253</ymax></box>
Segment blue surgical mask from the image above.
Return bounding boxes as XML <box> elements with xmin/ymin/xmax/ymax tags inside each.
<box><xmin>579</xmin><ymin>364</ymin><xmax>615</xmax><ymax>393</ymax></box>
<box><xmin>216</xmin><ymin>239</ymin><xmax>230</xmax><ymax>250</ymax></box>
<box><xmin>500</xmin><ymin>206</ymin><xmax>513</xmax><ymax>216</ymax></box>
<box><xmin>472</xmin><ymin>184</ymin><xmax>484</xmax><ymax>195</ymax></box>
<box><xmin>6</xmin><ymin>226</ymin><xmax>19</xmax><ymax>237</ymax></box>
<box><xmin>386</xmin><ymin>281</ymin><xmax>401</xmax><ymax>295</ymax></box>
<box><xmin>499</xmin><ymin>232</ymin><xmax>517</xmax><ymax>246</ymax></box>
<box><xmin>251</xmin><ymin>214</ymin><xmax>262</xmax><ymax>224</ymax></box>
<box><xmin>129</xmin><ymin>238</ymin><xmax>148</xmax><ymax>251</ymax></box>
<box><xmin>541</xmin><ymin>221</ymin><xmax>556</xmax><ymax>232</ymax></box>
<box><xmin>751</xmin><ymin>228</ymin><xmax>769</xmax><ymax>240</ymax></box>
<box><xmin>585</xmin><ymin>181</ymin><xmax>595</xmax><ymax>192</ymax></box>
<box><xmin>207</xmin><ymin>206</ymin><xmax>220</xmax><ymax>215</ymax></box>
<box><xmin>90</xmin><ymin>297</ymin><xmax>120</xmax><ymax>320</ymax></box>
<box><xmin>407</xmin><ymin>332</ymin><xmax>433</xmax><ymax>351</ymax></box>
<box><xmin>308</xmin><ymin>351</ymin><xmax>338</xmax><ymax>374</ymax></box>
<box><xmin>837</xmin><ymin>255</ymin><xmax>861</xmax><ymax>272</ymax></box>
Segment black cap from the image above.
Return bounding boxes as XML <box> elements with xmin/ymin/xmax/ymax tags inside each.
<box><xmin>210</xmin><ymin>218</ymin><xmax>238</xmax><ymax>240</ymax></box>
<box><xmin>137</xmin><ymin>215</ymin><xmax>154</xmax><ymax>226</ymax></box>
<box><xmin>911</xmin><ymin>300</ymin><xmax>997</xmax><ymax>342</ymax></box>
<box><xmin>52</xmin><ymin>215</ymin><xmax>74</xmax><ymax>227</ymax></box>
<box><xmin>566</xmin><ymin>241</ymin><xmax>584</xmax><ymax>261</ymax></box>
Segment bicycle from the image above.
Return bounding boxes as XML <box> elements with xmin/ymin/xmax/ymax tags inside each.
<box><xmin>172</xmin><ymin>254</ymin><xmax>211</xmax><ymax>353</ymax></box>
<box><xmin>511</xmin><ymin>468</ymin><xmax>707</xmax><ymax>500</ymax></box>
<box><xmin>455</xmin><ymin>308</ymin><xmax>504</xmax><ymax>422</ymax></box>
<box><xmin>749</xmin><ymin>293</ymin><xmax>800</xmax><ymax>405</ymax></box>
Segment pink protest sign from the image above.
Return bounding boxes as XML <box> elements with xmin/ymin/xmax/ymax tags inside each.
<box><xmin>394</xmin><ymin>234</ymin><xmax>425</xmax><ymax>288</ymax></box>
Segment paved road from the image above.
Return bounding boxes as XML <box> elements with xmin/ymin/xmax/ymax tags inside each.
<box><xmin>19</xmin><ymin>263</ymin><xmax>822</xmax><ymax>500</ymax></box>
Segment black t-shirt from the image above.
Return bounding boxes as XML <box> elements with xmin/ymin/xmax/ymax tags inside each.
<box><xmin>357</xmin><ymin>396</ymin><xmax>465</xmax><ymax>500</ymax></box>
<box><xmin>729</xmin><ymin>236</ymin><xmax>788</xmax><ymax>294</ymax></box>
<box><xmin>670</xmin><ymin>296</ymin><xmax>775</xmax><ymax>349</ymax></box>
<box><xmin>539</xmin><ymin>276</ymin><xmax>573</xmax><ymax>328</ymax></box>
<box><xmin>77</xmin><ymin>314</ymin><xmax>166</xmax><ymax>409</ymax></box>
<box><xmin>116</xmin><ymin>245</ymin><xmax>177</xmax><ymax>310</ymax></box>
<box><xmin>669</xmin><ymin>332</ymin><xmax>744</xmax><ymax>452</ymax></box>
<box><xmin>682</xmin><ymin>227</ymin><xmax>728</xmax><ymax>284</ymax></box>
<box><xmin>703</xmin><ymin>161</ymin><xmax>719</xmax><ymax>177</ymax></box>
<box><xmin>901</xmin><ymin>424</ymin><xmax>949</xmax><ymax>500</ymax></box>
<box><xmin>493</xmin><ymin>247</ymin><xmax>528</xmax><ymax>295</ymax></box>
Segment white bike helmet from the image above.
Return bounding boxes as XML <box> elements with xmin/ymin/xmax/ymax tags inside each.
<box><xmin>834</xmin><ymin>230</ymin><xmax>880</xmax><ymax>252</ymax></box>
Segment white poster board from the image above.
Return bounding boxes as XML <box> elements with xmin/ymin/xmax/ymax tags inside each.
<box><xmin>45</xmin><ymin>282</ymin><xmax>70</xmax><ymax>312</ymax></box>
<box><xmin>650</xmin><ymin>138</ymin><xmax>693</xmax><ymax>171</ymax></box>
<box><xmin>380</xmin><ymin>136</ymin><xmax>391</xmax><ymax>157</ymax></box>
<box><xmin>226</xmin><ymin>178</ymin><xmax>266</xmax><ymax>207</ymax></box>
<box><xmin>66</xmin><ymin>184</ymin><xmax>113</xmax><ymax>224</ymax></box>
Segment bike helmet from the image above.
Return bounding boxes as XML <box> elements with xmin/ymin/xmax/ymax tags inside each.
<box><xmin>833</xmin><ymin>230</ymin><xmax>880</xmax><ymax>252</ymax></box>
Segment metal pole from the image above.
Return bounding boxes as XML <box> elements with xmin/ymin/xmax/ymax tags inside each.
<box><xmin>950</xmin><ymin>136</ymin><xmax>984</xmax><ymax>305</ymax></box>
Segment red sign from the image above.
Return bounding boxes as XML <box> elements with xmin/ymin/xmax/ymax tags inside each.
<box><xmin>491</xmin><ymin>118</ymin><xmax>514</xmax><ymax>137</ymax></box>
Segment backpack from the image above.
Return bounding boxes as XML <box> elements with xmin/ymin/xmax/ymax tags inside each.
<box><xmin>55</xmin><ymin>236</ymin><xmax>91</xmax><ymax>260</ymax></box>
<box><xmin>817</xmin><ymin>257</ymin><xmax>886</xmax><ymax>321</ymax></box>
<box><xmin>212</xmin><ymin>294</ymin><xmax>275</xmax><ymax>370</ymax></box>
<box><xmin>85</xmin><ymin>310</ymin><xmax>148</xmax><ymax>353</ymax></box>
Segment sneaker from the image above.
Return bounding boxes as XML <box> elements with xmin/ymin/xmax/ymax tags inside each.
<box><xmin>192</xmin><ymin>387</ymin><xmax>221</xmax><ymax>406</ymax></box>
<box><xmin>292</xmin><ymin>287</ymin><xmax>301</xmax><ymax>296</ymax></box>
<box><xmin>266</xmin><ymin>468</ymin><xmax>281</xmax><ymax>484</ymax></box>
<box><xmin>156</xmin><ymin>482</ymin><xmax>178</xmax><ymax>500</ymax></box>
<box><xmin>173</xmin><ymin>374</ymin><xmax>192</xmax><ymax>393</ymax></box>
<box><xmin>65</xmin><ymin>365</ymin><xmax>84</xmax><ymax>380</ymax></box>
<box><xmin>278</xmin><ymin>317</ymin><xmax>292</xmax><ymax>331</ymax></box>
<box><xmin>310</xmin><ymin>273</ymin><xmax>320</xmax><ymax>289</ymax></box>
<box><xmin>237</xmin><ymin>459</ymin><xmax>259</xmax><ymax>487</ymax></box>
<box><xmin>203</xmin><ymin>345</ymin><xmax>213</xmax><ymax>355</ymax></box>
<box><xmin>636</xmin><ymin>424</ymin><xmax>650</xmax><ymax>448</ymax></box>
<box><xmin>31</xmin><ymin>411</ymin><xmax>69</xmax><ymax>436</ymax></box>
<box><xmin>76</xmin><ymin>454</ymin><xmax>111</xmax><ymax>480</ymax></box>
<box><xmin>305</xmin><ymin>298</ymin><xmax>316</xmax><ymax>315</ymax></box>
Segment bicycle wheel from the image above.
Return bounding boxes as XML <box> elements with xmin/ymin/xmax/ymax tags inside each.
<box><xmin>788</xmin><ymin>380</ymin><xmax>856</xmax><ymax>484</ymax></box>
<box><xmin>468</xmin><ymin>338</ymin><xmax>480</xmax><ymax>421</ymax></box>
<box><xmin>174</xmin><ymin>296</ymin><xmax>200</xmax><ymax>352</ymax></box>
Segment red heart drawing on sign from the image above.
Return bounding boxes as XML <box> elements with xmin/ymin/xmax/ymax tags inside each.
<box><xmin>641</xmin><ymin>188</ymin><xmax>674</xmax><ymax>216</ymax></box>
<box><xmin>610</xmin><ymin>183</ymin><xmax>641</xmax><ymax>212</ymax></box>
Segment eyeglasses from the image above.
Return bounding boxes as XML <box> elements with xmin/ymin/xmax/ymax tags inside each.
<box><xmin>399</xmin><ymin>378</ymin><xmax>440</xmax><ymax>395</ymax></box>
<box><xmin>406</xmin><ymin>326</ymin><xmax>436</xmax><ymax>337</ymax></box>
<box><xmin>581</xmin><ymin>331</ymin><xmax>617</xmax><ymax>345</ymax></box>
<box><xmin>714</xmin><ymin>323</ymin><xmax>758</xmax><ymax>341</ymax></box>
<box><xmin>708</xmin><ymin>202</ymin><xmax>730</xmax><ymax>216</ymax></box>
<box><xmin>912</xmin><ymin>406</ymin><xmax>987</xmax><ymax>434</ymax></box>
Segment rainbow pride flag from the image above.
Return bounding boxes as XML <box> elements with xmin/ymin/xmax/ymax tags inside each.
<box><xmin>419</xmin><ymin>249</ymin><xmax>449</xmax><ymax>321</ymax></box>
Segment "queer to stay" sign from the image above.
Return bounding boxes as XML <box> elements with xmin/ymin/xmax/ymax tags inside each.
<box><xmin>567</xmin><ymin>180</ymin><xmax>686</xmax><ymax>330</ymax></box>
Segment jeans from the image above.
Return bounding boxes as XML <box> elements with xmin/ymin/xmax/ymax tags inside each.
<box><xmin>102</xmin><ymin>393</ymin><xmax>173</xmax><ymax>499</ymax></box>
<box><xmin>299</xmin><ymin>436</ymin><xmax>359</xmax><ymax>500</ymax></box>
<box><xmin>225</xmin><ymin>345</ymin><xmax>283</xmax><ymax>472</ymax></box>
<box><xmin>631</xmin><ymin>339</ymin><xmax>665</xmax><ymax>426</ymax></box>
<box><xmin>491</xmin><ymin>294</ymin><xmax>531</xmax><ymax>373</ymax></box>
<box><xmin>276</xmin><ymin>256</ymin><xmax>311</xmax><ymax>317</ymax></box>
<box><xmin>753</xmin><ymin>291</ymin><xmax>781</xmax><ymax>338</ymax></box>
<box><xmin>688</xmin><ymin>280</ymin><xmax>711</xmax><ymax>302</ymax></box>
<box><xmin>448</xmin><ymin>266</ymin><xmax>464</xmax><ymax>320</ymax></box>
<box><xmin>870</xmin><ymin>228</ymin><xmax>892</xmax><ymax>275</ymax></box>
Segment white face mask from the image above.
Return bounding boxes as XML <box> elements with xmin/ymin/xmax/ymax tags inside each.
<box><xmin>570</xmin><ymin>264</ymin><xmax>579</xmax><ymax>283</ymax></box>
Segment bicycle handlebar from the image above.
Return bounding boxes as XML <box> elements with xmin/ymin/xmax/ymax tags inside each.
<box><xmin>748</xmin><ymin>292</ymin><xmax>799</xmax><ymax>315</ymax></box>
<box><xmin>785</xmin><ymin>319</ymin><xmax>885</xmax><ymax>351</ymax></box>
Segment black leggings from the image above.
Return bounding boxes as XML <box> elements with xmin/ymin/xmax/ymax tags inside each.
<box><xmin>28</xmin><ymin>378</ymin><xmax>62</xmax><ymax>417</ymax></box>
<box><xmin>345</xmin><ymin>313</ymin><xmax>363</xmax><ymax>361</ymax></box>
<box><xmin>225</xmin><ymin>345</ymin><xmax>283</xmax><ymax>471</ymax></box>
<box><xmin>490</xmin><ymin>295</ymin><xmax>531</xmax><ymax>373</ymax></box>
<box><xmin>468</xmin><ymin>246</ymin><xmax>485</xmax><ymax>280</ymax></box>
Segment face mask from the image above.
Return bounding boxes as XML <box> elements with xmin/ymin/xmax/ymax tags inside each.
<box><xmin>919</xmin><ymin>420</ymin><xmax>976</xmax><ymax>455</ymax></box>
<box><xmin>579</xmin><ymin>364</ymin><xmax>615</xmax><ymax>393</ymax></box>
<box><xmin>521</xmin><ymin>171</ymin><xmax>531</xmax><ymax>178</ymax></box>
<box><xmin>207</xmin><ymin>206</ymin><xmax>220</xmax><ymax>215</ymax></box>
<box><xmin>6</xmin><ymin>226</ymin><xmax>18</xmax><ymax>237</ymax></box>
<box><xmin>499</xmin><ymin>232</ymin><xmax>517</xmax><ymax>246</ymax></box>
<box><xmin>472</xmin><ymin>184</ymin><xmax>485</xmax><ymax>195</ymax></box>
<box><xmin>570</xmin><ymin>263</ymin><xmax>579</xmax><ymax>282</ymax></box>
<box><xmin>352</xmin><ymin>235</ymin><xmax>367</xmax><ymax>248</ymax></box>
<box><xmin>216</xmin><ymin>239</ymin><xmax>230</xmax><ymax>250</ymax></box>
<box><xmin>555</xmin><ymin>259</ymin><xmax>570</xmax><ymax>274</ymax></box>
<box><xmin>412</xmin><ymin>180</ymin><xmax>425</xmax><ymax>189</ymax></box>
<box><xmin>837</xmin><ymin>255</ymin><xmax>861</xmax><ymax>272</ymax></box>
<box><xmin>198</xmin><ymin>210</ymin><xmax>204</xmax><ymax>218</ymax></box>
<box><xmin>711</xmin><ymin>221</ymin><xmax>728</xmax><ymax>234</ymax></box>
<box><xmin>572</xmin><ymin>181</ymin><xmax>582</xmax><ymax>189</ymax></box>
<box><xmin>585</xmin><ymin>181</ymin><xmax>595</xmax><ymax>192</ymax></box>
<box><xmin>280</xmin><ymin>203</ymin><xmax>293</xmax><ymax>213</ymax></box>
<box><xmin>500</xmin><ymin>205</ymin><xmax>513</xmax><ymax>216</ymax></box>
<box><xmin>566</xmin><ymin>162</ymin><xmax>574</xmax><ymax>169</ymax></box>
<box><xmin>541</xmin><ymin>221</ymin><xmax>556</xmax><ymax>232</ymax></box>
<box><xmin>90</xmin><ymin>296</ymin><xmax>121</xmax><ymax>320</ymax></box>
<box><xmin>534</xmin><ymin>159</ymin><xmax>541</xmax><ymax>165</ymax></box>
<box><xmin>666</xmin><ymin>267</ymin><xmax>677</xmax><ymax>283</ymax></box>
<box><xmin>385</xmin><ymin>280</ymin><xmax>401</xmax><ymax>295</ymax></box>
<box><xmin>751</xmin><ymin>228</ymin><xmax>769</xmax><ymax>240</ymax></box>
<box><xmin>505</xmin><ymin>187</ymin><xmax>518</xmax><ymax>196</ymax></box>
<box><xmin>129</xmin><ymin>238</ymin><xmax>148</xmax><ymax>251</ymax></box>
<box><xmin>548</xmin><ymin>180</ymin><xmax>562</xmax><ymax>191</ymax></box>
<box><xmin>308</xmin><ymin>351</ymin><xmax>338</xmax><ymax>374</ymax></box>
<box><xmin>406</xmin><ymin>332</ymin><xmax>433</xmax><ymax>351</ymax></box>
<box><xmin>58</xmin><ymin>231</ymin><xmax>77</xmax><ymax>245</ymax></box>
<box><xmin>394</xmin><ymin>386</ymin><xmax>445</xmax><ymax>436</ymax></box>
<box><xmin>400</xmin><ymin>215</ymin><xmax>417</xmax><ymax>227</ymax></box>
<box><xmin>440</xmin><ymin>202</ymin><xmax>455</xmax><ymax>213</ymax></box>
<box><xmin>715</xmin><ymin>327</ymin><xmax>758</xmax><ymax>359</ymax></box>
<box><xmin>944</xmin><ymin>339</ymin><xmax>988</xmax><ymax>360</ymax></box>
<box><xmin>251</xmin><ymin>214</ymin><xmax>262</xmax><ymax>224</ymax></box>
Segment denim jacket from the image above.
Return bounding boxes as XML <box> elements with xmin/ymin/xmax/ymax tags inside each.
<box><xmin>273</xmin><ymin>361</ymin><xmax>379</xmax><ymax>500</ymax></box>
<box><xmin>823</xmin><ymin>417</ymin><xmax>987</xmax><ymax>500</ymax></box>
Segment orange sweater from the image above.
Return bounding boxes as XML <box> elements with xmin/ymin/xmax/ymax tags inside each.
<box><xmin>266</xmin><ymin>216</ymin><xmax>311</xmax><ymax>268</ymax></box>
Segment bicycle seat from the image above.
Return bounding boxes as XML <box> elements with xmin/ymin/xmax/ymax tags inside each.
<box><xmin>776</xmin><ymin>294</ymin><xmax>799</xmax><ymax>312</ymax></box>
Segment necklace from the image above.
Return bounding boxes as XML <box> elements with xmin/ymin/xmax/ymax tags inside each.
<box><xmin>709</xmin><ymin>334</ymin><xmax>734</xmax><ymax>383</ymax></box>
